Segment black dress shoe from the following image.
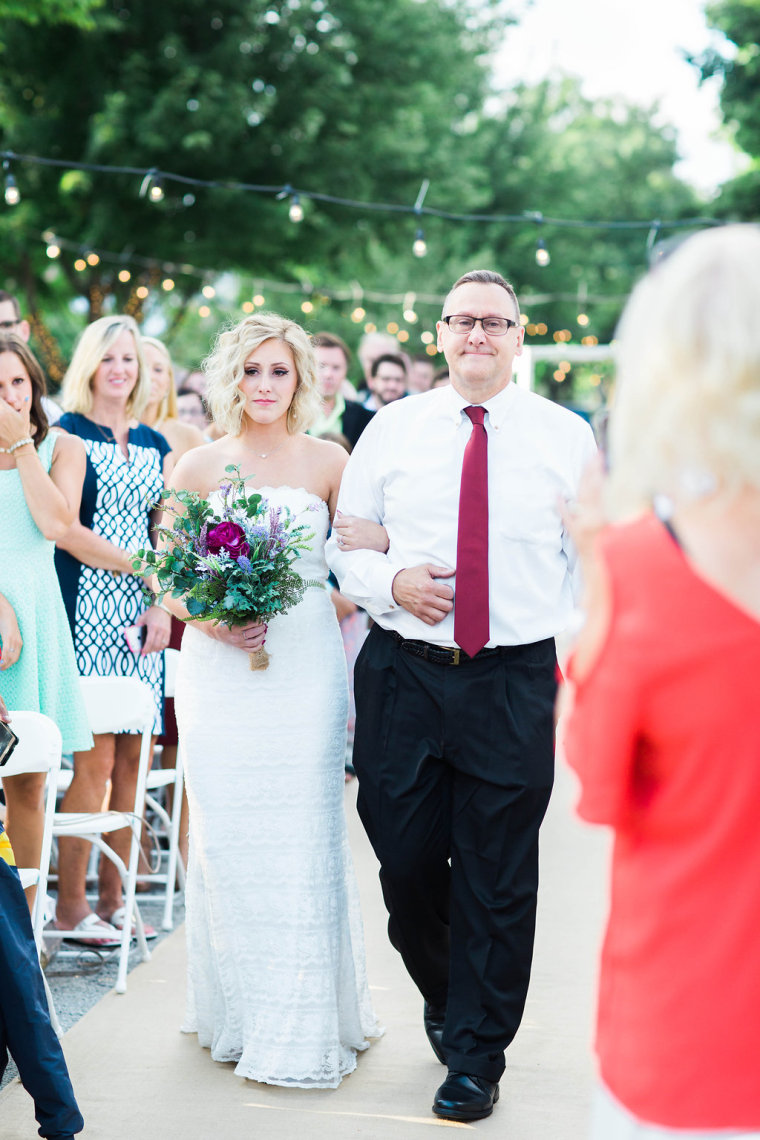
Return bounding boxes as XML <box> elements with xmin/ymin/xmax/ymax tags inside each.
<box><xmin>432</xmin><ymin>1070</ymin><xmax>500</xmax><ymax>1121</ymax></box>
<box><xmin>423</xmin><ymin>1002</ymin><xmax>447</xmax><ymax>1064</ymax></box>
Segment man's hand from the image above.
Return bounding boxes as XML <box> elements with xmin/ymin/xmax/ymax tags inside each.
<box><xmin>391</xmin><ymin>565</ymin><xmax>455</xmax><ymax>626</ymax></box>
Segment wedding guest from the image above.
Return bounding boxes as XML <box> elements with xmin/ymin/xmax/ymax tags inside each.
<box><xmin>0</xmin><ymin>290</ymin><xmax>62</xmax><ymax>424</ymax></box>
<box><xmin>0</xmin><ymin>784</ymin><xmax>84</xmax><ymax>1140</ymax></box>
<box><xmin>311</xmin><ymin>332</ymin><xmax>373</xmax><ymax>448</ymax></box>
<box><xmin>407</xmin><ymin>354</ymin><xmax>435</xmax><ymax>394</ymax></box>
<box><xmin>175</xmin><ymin>388</ymin><xmax>211</xmax><ymax>435</ymax></box>
<box><xmin>328</xmin><ymin>269</ymin><xmax>596</xmax><ymax>1122</ymax></box>
<box><xmin>563</xmin><ymin>224</ymin><xmax>760</xmax><ymax>1138</ymax></box>
<box><xmin>53</xmin><ymin>315</ymin><xmax>172</xmax><ymax>946</ymax></box>
<box><xmin>140</xmin><ymin>337</ymin><xmax>206</xmax><ymax>458</ymax></box>
<box><xmin>362</xmin><ymin>353</ymin><xmax>407</xmax><ymax>412</ymax></box>
<box><xmin>140</xmin><ymin>336</ymin><xmax>205</xmax><ymax>869</ymax></box>
<box><xmin>356</xmin><ymin>330</ymin><xmax>399</xmax><ymax>391</ymax></box>
<box><xmin>0</xmin><ymin>336</ymin><xmax>92</xmax><ymax>913</ymax></box>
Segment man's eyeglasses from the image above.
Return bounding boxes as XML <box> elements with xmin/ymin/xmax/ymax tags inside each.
<box><xmin>0</xmin><ymin>320</ymin><xmax>21</xmax><ymax>331</ymax></box>
<box><xmin>441</xmin><ymin>315</ymin><xmax>518</xmax><ymax>336</ymax></box>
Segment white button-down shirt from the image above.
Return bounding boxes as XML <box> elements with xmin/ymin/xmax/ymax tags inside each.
<box><xmin>326</xmin><ymin>381</ymin><xmax>597</xmax><ymax>647</ymax></box>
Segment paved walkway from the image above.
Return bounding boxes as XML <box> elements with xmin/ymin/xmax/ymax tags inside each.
<box><xmin>1</xmin><ymin>746</ymin><xmax>609</xmax><ymax>1139</ymax></box>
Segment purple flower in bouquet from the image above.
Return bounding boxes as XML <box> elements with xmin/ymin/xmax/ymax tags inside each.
<box><xmin>207</xmin><ymin>520</ymin><xmax>250</xmax><ymax>560</ymax></box>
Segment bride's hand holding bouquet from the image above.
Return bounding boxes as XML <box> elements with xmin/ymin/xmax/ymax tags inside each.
<box><xmin>133</xmin><ymin>465</ymin><xmax>317</xmax><ymax>671</ymax></box>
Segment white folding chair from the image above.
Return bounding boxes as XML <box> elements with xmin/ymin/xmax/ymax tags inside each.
<box><xmin>3</xmin><ymin>710</ymin><xmax>65</xmax><ymax>1034</ymax></box>
<box><xmin>141</xmin><ymin>647</ymin><xmax>186</xmax><ymax>930</ymax></box>
<box><xmin>50</xmin><ymin>675</ymin><xmax>154</xmax><ymax>994</ymax></box>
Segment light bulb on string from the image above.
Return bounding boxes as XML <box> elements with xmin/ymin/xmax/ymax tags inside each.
<box><xmin>139</xmin><ymin>168</ymin><xmax>164</xmax><ymax>203</ymax></box>
<box><xmin>412</xmin><ymin>229</ymin><xmax>427</xmax><ymax>258</ymax></box>
<box><xmin>535</xmin><ymin>237</ymin><xmax>550</xmax><ymax>267</ymax></box>
<box><xmin>3</xmin><ymin>165</ymin><xmax>19</xmax><ymax>206</ymax></box>
<box><xmin>46</xmin><ymin>242</ymin><xmax>61</xmax><ymax>259</ymax></box>
<box><xmin>289</xmin><ymin>194</ymin><xmax>304</xmax><ymax>223</ymax></box>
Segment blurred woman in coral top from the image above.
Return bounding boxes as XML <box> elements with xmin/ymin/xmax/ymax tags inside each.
<box><xmin>563</xmin><ymin>225</ymin><xmax>760</xmax><ymax>1139</ymax></box>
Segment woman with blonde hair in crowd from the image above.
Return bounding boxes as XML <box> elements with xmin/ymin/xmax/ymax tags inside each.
<box><xmin>53</xmin><ymin>315</ymin><xmax>172</xmax><ymax>946</ymax></box>
<box><xmin>0</xmin><ymin>336</ymin><xmax>92</xmax><ymax>914</ymax></box>
<box><xmin>140</xmin><ymin>334</ymin><xmax>204</xmax><ymax>867</ymax></box>
<box><xmin>165</xmin><ymin>311</ymin><xmax>382</xmax><ymax>1087</ymax></box>
<box><xmin>563</xmin><ymin>224</ymin><xmax>760</xmax><ymax>1138</ymax></box>
<box><xmin>140</xmin><ymin>335</ymin><xmax>206</xmax><ymax>457</ymax></box>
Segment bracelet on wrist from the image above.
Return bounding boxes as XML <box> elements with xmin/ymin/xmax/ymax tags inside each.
<box><xmin>0</xmin><ymin>436</ymin><xmax>34</xmax><ymax>455</ymax></box>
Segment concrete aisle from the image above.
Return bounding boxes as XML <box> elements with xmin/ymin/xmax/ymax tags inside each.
<box><xmin>1</xmin><ymin>748</ymin><xmax>610</xmax><ymax>1139</ymax></box>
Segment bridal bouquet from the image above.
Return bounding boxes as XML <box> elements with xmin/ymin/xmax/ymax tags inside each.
<box><xmin>133</xmin><ymin>466</ymin><xmax>318</xmax><ymax>671</ymax></box>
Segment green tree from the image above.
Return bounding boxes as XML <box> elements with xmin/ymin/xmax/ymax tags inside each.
<box><xmin>0</xmin><ymin>0</ymin><xmax>509</xmax><ymax>357</ymax></box>
<box><xmin>693</xmin><ymin>0</ymin><xmax>760</xmax><ymax>217</ymax></box>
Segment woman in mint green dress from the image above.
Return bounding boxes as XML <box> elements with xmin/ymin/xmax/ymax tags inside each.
<box><xmin>0</xmin><ymin>334</ymin><xmax>92</xmax><ymax>910</ymax></box>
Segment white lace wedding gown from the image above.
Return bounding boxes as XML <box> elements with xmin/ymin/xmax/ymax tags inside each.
<box><xmin>174</xmin><ymin>485</ymin><xmax>380</xmax><ymax>1087</ymax></box>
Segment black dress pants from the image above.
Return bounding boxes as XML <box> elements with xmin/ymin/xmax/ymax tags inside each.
<box><xmin>352</xmin><ymin>624</ymin><xmax>556</xmax><ymax>1084</ymax></box>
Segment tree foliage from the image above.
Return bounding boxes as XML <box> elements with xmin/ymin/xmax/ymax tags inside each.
<box><xmin>693</xmin><ymin>0</ymin><xmax>760</xmax><ymax>217</ymax></box>
<box><xmin>0</xmin><ymin>0</ymin><xmax>707</xmax><ymax>401</ymax></box>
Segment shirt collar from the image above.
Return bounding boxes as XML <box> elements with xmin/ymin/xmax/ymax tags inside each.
<box><xmin>443</xmin><ymin>379</ymin><xmax>518</xmax><ymax>430</ymax></box>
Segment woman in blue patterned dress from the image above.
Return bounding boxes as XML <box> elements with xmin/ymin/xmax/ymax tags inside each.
<box><xmin>0</xmin><ymin>335</ymin><xmax>93</xmax><ymax>914</ymax></box>
<box><xmin>53</xmin><ymin>316</ymin><xmax>172</xmax><ymax>945</ymax></box>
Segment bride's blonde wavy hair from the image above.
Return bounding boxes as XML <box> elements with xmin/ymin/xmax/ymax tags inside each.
<box><xmin>203</xmin><ymin>312</ymin><xmax>321</xmax><ymax>436</ymax></box>
<box><xmin>607</xmin><ymin>224</ymin><xmax>760</xmax><ymax>517</ymax></box>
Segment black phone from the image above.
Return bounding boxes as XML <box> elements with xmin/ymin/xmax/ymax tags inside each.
<box><xmin>0</xmin><ymin>720</ymin><xmax>19</xmax><ymax>767</ymax></box>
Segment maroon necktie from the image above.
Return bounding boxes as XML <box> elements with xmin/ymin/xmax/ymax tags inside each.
<box><xmin>454</xmin><ymin>405</ymin><xmax>490</xmax><ymax>658</ymax></box>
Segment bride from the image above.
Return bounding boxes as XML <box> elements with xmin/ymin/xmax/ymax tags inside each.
<box><xmin>166</xmin><ymin>312</ymin><xmax>381</xmax><ymax>1087</ymax></box>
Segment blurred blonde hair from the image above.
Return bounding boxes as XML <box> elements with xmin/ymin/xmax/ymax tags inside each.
<box><xmin>141</xmin><ymin>335</ymin><xmax>178</xmax><ymax>421</ymax></box>
<box><xmin>608</xmin><ymin>224</ymin><xmax>760</xmax><ymax>517</ymax></box>
<box><xmin>204</xmin><ymin>312</ymin><xmax>320</xmax><ymax>436</ymax></box>
<box><xmin>61</xmin><ymin>315</ymin><xmax>150</xmax><ymax>417</ymax></box>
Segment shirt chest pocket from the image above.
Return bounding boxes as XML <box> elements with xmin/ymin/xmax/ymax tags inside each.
<box><xmin>494</xmin><ymin>473</ymin><xmax>561</xmax><ymax>546</ymax></box>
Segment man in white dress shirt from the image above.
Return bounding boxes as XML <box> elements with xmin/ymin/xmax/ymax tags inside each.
<box><xmin>327</xmin><ymin>269</ymin><xmax>596</xmax><ymax>1122</ymax></box>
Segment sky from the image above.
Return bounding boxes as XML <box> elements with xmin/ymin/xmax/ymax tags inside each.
<box><xmin>494</xmin><ymin>0</ymin><xmax>747</xmax><ymax>194</ymax></box>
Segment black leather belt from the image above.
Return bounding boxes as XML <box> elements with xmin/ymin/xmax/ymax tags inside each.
<box><xmin>387</xmin><ymin>630</ymin><xmax>503</xmax><ymax>667</ymax></box>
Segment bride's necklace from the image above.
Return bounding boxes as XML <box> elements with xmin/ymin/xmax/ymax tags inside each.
<box><xmin>254</xmin><ymin>438</ymin><xmax>288</xmax><ymax>460</ymax></box>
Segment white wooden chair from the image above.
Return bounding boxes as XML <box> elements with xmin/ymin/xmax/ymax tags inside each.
<box><xmin>49</xmin><ymin>675</ymin><xmax>154</xmax><ymax>993</ymax></box>
<box><xmin>3</xmin><ymin>710</ymin><xmax>65</xmax><ymax>1034</ymax></box>
<box><xmin>141</xmin><ymin>647</ymin><xmax>186</xmax><ymax>930</ymax></box>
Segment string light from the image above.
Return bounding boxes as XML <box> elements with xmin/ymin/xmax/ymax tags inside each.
<box><xmin>288</xmin><ymin>194</ymin><xmax>304</xmax><ymax>223</ymax></box>
<box><xmin>351</xmin><ymin>306</ymin><xmax>365</xmax><ymax>322</ymax></box>
<box><xmin>135</xmin><ymin>285</ymin><xmax>149</xmax><ymax>299</ymax></box>
<box><xmin>162</xmin><ymin>278</ymin><xmax>175</xmax><ymax>291</ymax></box>
<box><xmin>535</xmin><ymin>237</ymin><xmax>550</xmax><ymax>267</ymax></box>
<box><xmin>403</xmin><ymin>292</ymin><xmax>417</xmax><ymax>323</ymax></box>
<box><xmin>46</xmin><ymin>242</ymin><xmax>61</xmax><ymax>259</ymax></box>
<box><xmin>198</xmin><ymin>304</ymin><xmax>211</xmax><ymax>318</ymax></box>
<box><xmin>118</xmin><ymin>269</ymin><xmax>131</xmax><ymax>282</ymax></box>
<box><xmin>253</xmin><ymin>293</ymin><xmax>265</xmax><ymax>306</ymax></box>
<box><xmin>412</xmin><ymin>178</ymin><xmax>429</xmax><ymax>257</ymax></box>
<box><xmin>420</xmin><ymin>331</ymin><xmax>434</xmax><ymax>344</ymax></box>
<box><xmin>577</xmin><ymin>312</ymin><xmax>590</xmax><ymax>327</ymax></box>
<box><xmin>202</xmin><ymin>284</ymin><xmax>216</xmax><ymax>299</ymax></box>
<box><xmin>3</xmin><ymin>160</ymin><xmax>20</xmax><ymax>206</ymax></box>
<box><xmin>86</xmin><ymin>252</ymin><xmax>100</xmax><ymax>266</ymax></box>
<box><xmin>242</xmin><ymin>301</ymin><xmax>254</xmax><ymax>312</ymax></box>
<box><xmin>139</xmin><ymin>168</ymin><xmax>164</xmax><ymax>203</ymax></box>
<box><xmin>74</xmin><ymin>258</ymin><xmax>87</xmax><ymax>271</ymax></box>
<box><xmin>386</xmin><ymin>321</ymin><xmax>399</xmax><ymax>334</ymax></box>
<box><xmin>300</xmin><ymin>299</ymin><xmax>314</xmax><ymax>313</ymax></box>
